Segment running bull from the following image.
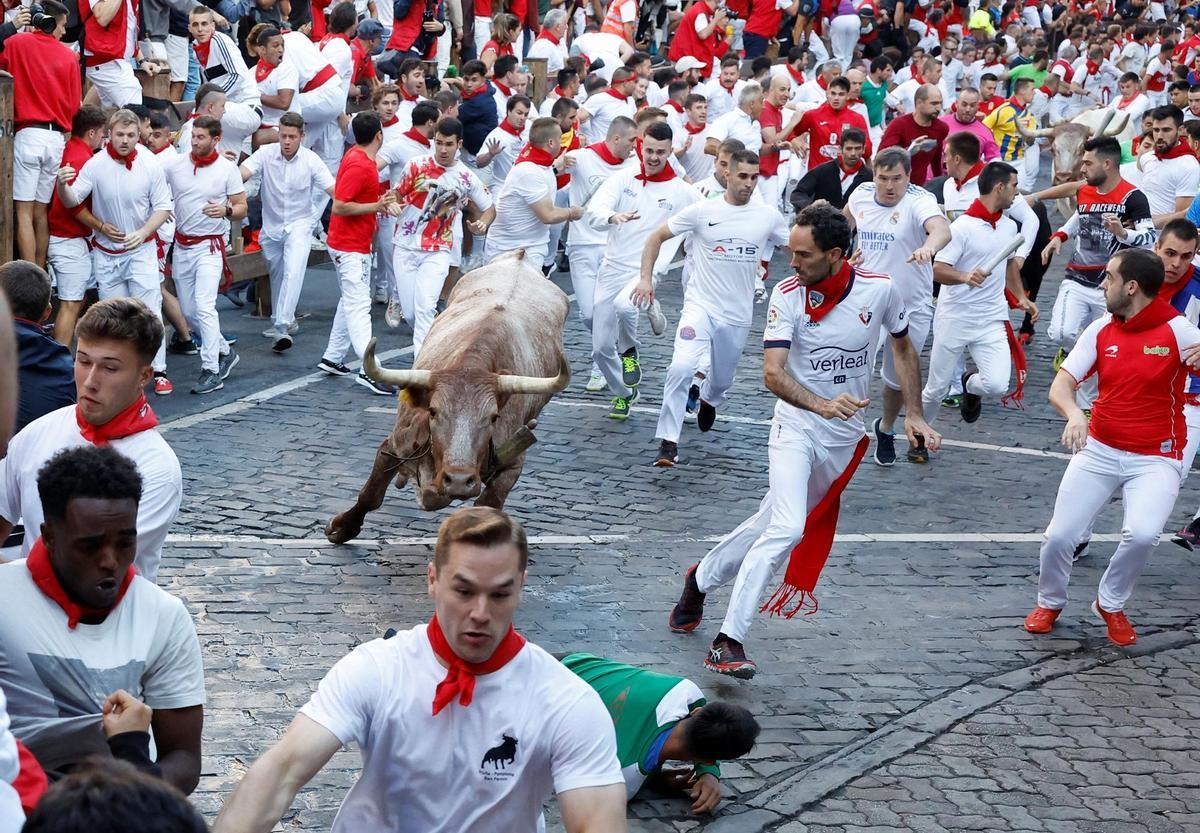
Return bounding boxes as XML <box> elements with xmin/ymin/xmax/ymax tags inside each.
<box><xmin>326</xmin><ymin>251</ymin><xmax>571</xmax><ymax>544</ymax></box>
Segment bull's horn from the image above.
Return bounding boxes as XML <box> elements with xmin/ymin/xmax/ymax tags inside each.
<box><xmin>1104</xmin><ymin>112</ymin><xmax>1129</xmax><ymax>137</ymax></box>
<box><xmin>363</xmin><ymin>338</ymin><xmax>433</xmax><ymax>390</ymax></box>
<box><xmin>1089</xmin><ymin>109</ymin><xmax>1115</xmax><ymax>138</ymax></box>
<box><xmin>495</xmin><ymin>354</ymin><xmax>571</xmax><ymax>395</ymax></box>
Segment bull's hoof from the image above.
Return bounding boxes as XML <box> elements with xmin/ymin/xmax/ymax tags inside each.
<box><xmin>325</xmin><ymin>514</ymin><xmax>362</xmax><ymax>545</ymax></box>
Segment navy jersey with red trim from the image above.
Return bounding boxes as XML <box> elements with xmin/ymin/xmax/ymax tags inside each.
<box><xmin>1170</xmin><ymin>265</ymin><xmax>1200</xmax><ymax>396</ymax></box>
<box><xmin>764</xmin><ymin>267</ymin><xmax>907</xmax><ymax>444</ymax></box>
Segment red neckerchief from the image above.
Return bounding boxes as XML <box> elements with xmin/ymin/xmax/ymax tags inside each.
<box><xmin>786</xmin><ymin>64</ymin><xmax>804</xmax><ymax>84</ymax></box>
<box><xmin>816</xmin><ymin>74</ymin><xmax>829</xmax><ymax>90</ymax></box>
<box><xmin>515</xmin><ymin>143</ymin><xmax>556</xmax><ymax>166</ymax></box>
<box><xmin>400</xmin><ymin>86</ymin><xmax>420</xmax><ymax>101</ymax></box>
<box><xmin>603</xmin><ymin>86</ymin><xmax>627</xmax><ymax>100</ymax></box>
<box><xmin>804</xmin><ymin>260</ymin><xmax>852</xmax><ymax>323</ymax></box>
<box><xmin>1156</xmin><ymin>141</ymin><xmax>1193</xmax><ymax>160</ymax></box>
<box><xmin>403</xmin><ymin>127</ymin><xmax>431</xmax><ymax>146</ymax></box>
<box><xmin>191</xmin><ymin>150</ymin><xmax>220</xmax><ymax>174</ymax></box>
<box><xmin>685</xmin><ymin>120</ymin><xmax>706</xmax><ymax>134</ymax></box>
<box><xmin>1116</xmin><ymin>92</ymin><xmax>1140</xmax><ymax>109</ymax></box>
<box><xmin>665</xmin><ymin>99</ymin><xmax>684</xmax><ymax>113</ymax></box>
<box><xmin>428</xmin><ymin>614</ymin><xmax>526</xmax><ymax>715</ymax></box>
<box><xmin>494</xmin><ymin>79</ymin><xmax>514</xmax><ymax>97</ymax></box>
<box><xmin>552</xmin><ymin>85</ymin><xmax>568</xmax><ymax>98</ymax></box>
<box><xmin>635</xmin><ymin>157</ymin><xmax>677</xmax><ymax>184</ymax></box>
<box><xmin>255</xmin><ymin>58</ymin><xmax>276</xmax><ymax>82</ymax></box>
<box><xmin>912</xmin><ymin>72</ymin><xmax>926</xmax><ymax>85</ymax></box>
<box><xmin>106</xmin><ymin>143</ymin><xmax>136</xmax><ymax>170</ymax></box>
<box><xmin>537</xmin><ymin>26</ymin><xmax>559</xmax><ymax>44</ymax></box>
<box><xmin>381</xmin><ymin>115</ymin><xmax>399</xmax><ymax>127</ymax></box>
<box><xmin>838</xmin><ymin>156</ymin><xmax>864</xmax><ymax>181</ymax></box>
<box><xmin>1085</xmin><ymin>59</ymin><xmax>1101</xmax><ymax>75</ymax></box>
<box><xmin>26</xmin><ymin>537</ymin><xmax>136</xmax><ymax>630</ymax></box>
<box><xmin>1007</xmin><ymin>95</ymin><xmax>1026</xmax><ymax>111</ymax></box>
<box><xmin>589</xmin><ymin>141</ymin><xmax>622</xmax><ymax>165</ymax></box>
<box><xmin>319</xmin><ymin>32</ymin><xmax>351</xmax><ymax>48</ymax></box>
<box><xmin>76</xmin><ymin>393</ymin><xmax>158</xmax><ymax>445</ymax></box>
<box><xmin>953</xmin><ymin>160</ymin><xmax>985</xmax><ymax>189</ymax></box>
<box><xmin>499</xmin><ymin>119</ymin><xmax>522</xmax><ymax>137</ymax></box>
<box><xmin>1037</xmin><ymin>83</ymin><xmax>1054</xmax><ymax>97</ymax></box>
<box><xmin>965</xmin><ymin>198</ymin><xmax>1002</xmax><ymax>227</ymax></box>
<box><xmin>461</xmin><ymin>83</ymin><xmax>488</xmax><ymax>101</ymax></box>
<box><xmin>192</xmin><ymin>38</ymin><xmax>211</xmax><ymax>65</ymax></box>
<box><xmin>151</xmin><ymin>144</ymin><xmax>171</xmax><ymax>155</ymax></box>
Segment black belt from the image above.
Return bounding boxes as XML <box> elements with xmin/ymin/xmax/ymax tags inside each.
<box><xmin>17</xmin><ymin>122</ymin><xmax>67</xmax><ymax>134</ymax></box>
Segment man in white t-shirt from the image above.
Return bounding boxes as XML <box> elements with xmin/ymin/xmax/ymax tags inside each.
<box><xmin>476</xmin><ymin>95</ymin><xmax>533</xmax><ymax>190</ymax></box>
<box><xmin>1137</xmin><ymin>106</ymin><xmax>1200</xmax><ymax>225</ymax></box>
<box><xmin>704</xmin><ymin>83</ymin><xmax>765</xmax><ymax>156</ymax></box>
<box><xmin>162</xmin><ymin>116</ymin><xmax>248</xmax><ymax>395</ymax></box>
<box><xmin>845</xmin><ymin>147</ymin><xmax>950</xmax><ymax>466</ymax></box>
<box><xmin>0</xmin><ymin>299</ymin><xmax>182</xmax><ymax>582</ymax></box>
<box><xmin>527</xmin><ymin>8</ymin><xmax>570</xmax><ymax>74</ymax></box>
<box><xmin>213</xmin><ymin>507</ymin><xmax>627</xmax><ymax>833</ymax></box>
<box><xmin>54</xmin><ymin>109</ymin><xmax>173</xmax><ymax>392</ymax></box>
<box><xmin>240</xmin><ymin>113</ymin><xmax>336</xmax><ymax>353</ymax></box>
<box><xmin>0</xmin><ymin>444</ymin><xmax>203</xmax><ymax>791</ymax></box>
<box><xmin>703</xmin><ymin>58</ymin><xmax>747</xmax><ymax>122</ymax></box>
<box><xmin>483</xmin><ymin>117</ymin><xmax>583</xmax><ymax>267</ymax></box>
<box><xmin>633</xmin><ymin>150</ymin><xmax>790</xmax><ymax>466</ymax></box>
<box><xmin>667</xmin><ymin>205</ymin><xmax>940</xmax><ymax>678</ymax></box>
<box><xmin>578</xmin><ymin>68</ymin><xmax>638</xmax><ymax>147</ymax></box>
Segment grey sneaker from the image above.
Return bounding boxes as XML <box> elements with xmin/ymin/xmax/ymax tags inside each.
<box><xmin>648</xmin><ymin>299</ymin><xmax>667</xmax><ymax>335</ymax></box>
<box><xmin>620</xmin><ymin>348</ymin><xmax>641</xmax><ymax>388</ymax></box>
<box><xmin>191</xmin><ymin>369</ymin><xmax>224</xmax><ymax>395</ymax></box>
<box><xmin>218</xmin><ymin>347</ymin><xmax>239</xmax><ymax>380</ymax></box>
<box><xmin>385</xmin><ymin>298</ymin><xmax>403</xmax><ymax>328</ymax></box>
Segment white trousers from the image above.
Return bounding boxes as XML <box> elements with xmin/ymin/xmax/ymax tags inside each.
<box><xmin>48</xmin><ymin>236</ymin><xmax>92</xmax><ymax>301</ymax></box>
<box><xmin>545</xmin><ymin>190</ymin><xmax>568</xmax><ymax>268</ymax></box>
<box><xmin>1049</xmin><ymin>279</ymin><xmax>1105</xmax><ymax>409</ymax></box>
<box><xmin>696</xmin><ymin>422</ymin><xmax>858</xmax><ymax>642</ymax></box>
<box><xmin>474</xmin><ymin>16</ymin><xmax>492</xmax><ymax>56</ymax></box>
<box><xmin>394</xmin><ymin>246</ymin><xmax>449</xmax><ymax>359</ymax></box>
<box><xmin>172</xmin><ymin>241</ymin><xmax>229</xmax><ymax>373</ymax></box>
<box><xmin>260</xmin><ymin>220</ymin><xmax>312</xmax><ymax>335</ymax></box>
<box><xmin>93</xmin><ymin>244</ymin><xmax>167</xmax><ymax>373</ymax></box>
<box><xmin>880</xmin><ymin>303</ymin><xmax>932</xmax><ymax>391</ymax></box>
<box><xmin>921</xmin><ymin>315</ymin><xmax>1010</xmax><ymax>422</ymax></box>
<box><xmin>1037</xmin><ymin>438</ymin><xmax>1182</xmax><ymax>612</ymax></box>
<box><xmin>372</xmin><ymin>215</ymin><xmax>398</xmax><ymax>301</ymax></box>
<box><xmin>829</xmin><ymin>14</ymin><xmax>860</xmax><ymax>70</ymax></box>
<box><xmin>1183</xmin><ymin>404</ymin><xmax>1200</xmax><ymax>482</ymax></box>
<box><xmin>1049</xmin><ymin>95</ymin><xmax>1072</xmax><ymax>125</ymax></box>
<box><xmin>566</xmin><ymin>241</ymin><xmax>604</xmax><ymax>331</ymax></box>
<box><xmin>655</xmin><ymin>304</ymin><xmax>749</xmax><ymax>443</ymax></box>
<box><xmin>299</xmin><ymin>82</ymin><xmax>347</xmax><ymax>231</ymax></box>
<box><xmin>221</xmin><ymin>100</ymin><xmax>262</xmax><ymax>156</ymax></box>
<box><xmin>591</xmin><ymin>261</ymin><xmax>641</xmax><ymax>397</ymax></box>
<box><xmin>86</xmin><ymin>59</ymin><xmax>142</xmax><ymax>109</ymax></box>
<box><xmin>1020</xmin><ymin>143</ymin><xmax>1039</xmax><ymax>193</ymax></box>
<box><xmin>323</xmin><ymin>248</ymin><xmax>374</xmax><ymax>364</ymax></box>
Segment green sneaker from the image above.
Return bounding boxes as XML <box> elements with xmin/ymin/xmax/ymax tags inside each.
<box><xmin>608</xmin><ymin>388</ymin><xmax>639</xmax><ymax>420</ymax></box>
<box><xmin>941</xmin><ymin>394</ymin><xmax>962</xmax><ymax>408</ymax></box>
<box><xmin>620</xmin><ymin>348</ymin><xmax>642</xmax><ymax>388</ymax></box>
<box><xmin>1052</xmin><ymin>347</ymin><xmax>1066</xmax><ymax>373</ymax></box>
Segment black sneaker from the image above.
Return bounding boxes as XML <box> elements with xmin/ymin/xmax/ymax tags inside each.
<box><xmin>218</xmin><ymin>347</ymin><xmax>239</xmax><ymax>380</ymax></box>
<box><xmin>318</xmin><ymin>358</ymin><xmax>353</xmax><ymax>376</ymax></box>
<box><xmin>697</xmin><ymin>400</ymin><xmax>717</xmax><ymax>432</ymax></box>
<box><xmin>191</xmin><ymin>369</ymin><xmax>224</xmax><ymax>395</ymax></box>
<box><xmin>167</xmin><ymin>337</ymin><xmax>199</xmax><ymax>356</ymax></box>
<box><xmin>873</xmin><ymin>417</ymin><xmax>896</xmax><ymax>467</ymax></box>
<box><xmin>668</xmin><ymin>564</ymin><xmax>705</xmax><ymax>632</ymax></box>
<box><xmin>655</xmin><ymin>439</ymin><xmax>679</xmax><ymax>467</ymax></box>
<box><xmin>685</xmin><ymin>383</ymin><xmax>701</xmax><ymax>416</ymax></box>
<box><xmin>620</xmin><ymin>347</ymin><xmax>642</xmax><ymax>388</ymax></box>
<box><xmin>1173</xmin><ymin>517</ymin><xmax>1200</xmax><ymax>550</ymax></box>
<box><xmin>1072</xmin><ymin>539</ymin><xmax>1091</xmax><ymax>562</ymax></box>
<box><xmin>906</xmin><ymin>433</ymin><xmax>929</xmax><ymax>464</ymax></box>
<box><xmin>960</xmin><ymin>371</ymin><xmax>982</xmax><ymax>423</ymax></box>
<box><xmin>704</xmin><ymin>633</ymin><xmax>756</xmax><ymax>679</ymax></box>
<box><xmin>356</xmin><ymin>372</ymin><xmax>397</xmax><ymax>396</ymax></box>
<box><xmin>272</xmin><ymin>334</ymin><xmax>293</xmax><ymax>353</ymax></box>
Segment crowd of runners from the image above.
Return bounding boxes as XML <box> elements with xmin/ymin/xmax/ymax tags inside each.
<box><xmin>1</xmin><ymin>0</ymin><xmax>1200</xmax><ymax>826</ymax></box>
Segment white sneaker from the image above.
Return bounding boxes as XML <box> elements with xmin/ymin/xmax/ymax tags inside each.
<box><xmin>386</xmin><ymin>298</ymin><xmax>403</xmax><ymax>328</ymax></box>
<box><xmin>585</xmin><ymin>367</ymin><xmax>606</xmax><ymax>392</ymax></box>
<box><xmin>261</xmin><ymin>322</ymin><xmax>300</xmax><ymax>338</ymax></box>
<box><xmin>648</xmin><ymin>299</ymin><xmax>667</xmax><ymax>336</ymax></box>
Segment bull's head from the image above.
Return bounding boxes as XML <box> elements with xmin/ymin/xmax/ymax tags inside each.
<box><xmin>1049</xmin><ymin>111</ymin><xmax>1128</xmax><ymax>185</ymax></box>
<box><xmin>364</xmin><ymin>339</ymin><xmax>570</xmax><ymax>502</ymax></box>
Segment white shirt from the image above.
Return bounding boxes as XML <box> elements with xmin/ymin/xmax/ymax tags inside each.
<box><xmin>0</xmin><ymin>691</ymin><xmax>22</xmax><ymax>833</ymax></box>
<box><xmin>1137</xmin><ymin>151</ymin><xmax>1200</xmax><ymax>217</ymax></box>
<box><xmin>526</xmin><ymin>34</ymin><xmax>568</xmax><ymax>75</ymax></box>
<box><xmin>1111</xmin><ymin>92</ymin><xmax>1150</xmax><ymax>125</ymax></box>
<box><xmin>846</xmin><ymin>183</ymin><xmax>944</xmax><ymax>314</ymax></box>
<box><xmin>257</xmin><ymin>57</ymin><xmax>299</xmax><ymax>128</ymax></box>
<box><xmin>378</xmin><ymin>132</ymin><xmax>432</xmax><ymax>187</ymax></box>
<box><xmin>196</xmin><ymin>31</ymin><xmax>260</xmax><ymax>106</ymax></box>
<box><xmin>706</xmin><ymin>108</ymin><xmax>763</xmax><ymax>153</ymax></box>
<box><xmin>163</xmin><ymin>154</ymin><xmax>246</xmax><ymax>238</ymax></box>
<box><xmin>479</xmin><ymin>123</ymin><xmax>530</xmax><ymax>189</ymax></box>
<box><xmin>241</xmin><ymin>144</ymin><xmax>334</xmax><ymax>233</ymax></box>
<box><xmin>942</xmin><ymin>173</ymin><xmax>1037</xmax><ymax>260</ymax></box>
<box><xmin>587</xmin><ymin>168</ymin><xmax>700</xmax><ymax>275</ymax></box>
<box><xmin>666</xmin><ymin>198</ymin><xmax>789</xmax><ymax>326</ymax></box>
<box><xmin>885</xmin><ymin>78</ymin><xmax>936</xmax><ymax>116</ymax></box>
<box><xmin>769</xmin><ymin>64</ymin><xmax>807</xmax><ymax>104</ymax></box>
<box><xmin>677</xmin><ymin>124</ymin><xmax>713</xmax><ymax>182</ymax></box>
<box><xmin>0</xmin><ymin>406</ymin><xmax>181</xmax><ymax>581</ymax></box>
<box><xmin>1118</xmin><ymin>40</ymin><xmax>1149</xmax><ymax>74</ymax></box>
<box><xmin>702</xmin><ymin>78</ymin><xmax>745</xmax><ymax>122</ymax></box>
<box><xmin>582</xmin><ymin>89</ymin><xmax>636</xmax><ymax>146</ymax></box>
<box><xmin>395</xmin><ymin>94</ymin><xmax>428</xmax><ymax>131</ymax></box>
<box><xmin>934</xmin><ymin>212</ymin><xmax>1020</xmax><ymax>325</ymax></box>
<box><xmin>763</xmin><ymin>268</ymin><xmax>907</xmax><ymax>444</ymax></box>
<box><xmin>1069</xmin><ymin>61</ymin><xmax>1119</xmax><ymax>107</ymax></box>
<box><xmin>571</xmin><ymin>32</ymin><xmax>626</xmax><ymax>82</ymax></box>
<box><xmin>395</xmin><ymin>156</ymin><xmax>492</xmax><ymax>253</ymax></box>
<box><xmin>283</xmin><ymin>31</ymin><xmax>342</xmax><ymax>94</ymax></box>
<box><xmin>566</xmin><ymin>145</ymin><xmax>637</xmax><ymax>247</ymax></box>
<box><xmin>0</xmin><ymin>563</ymin><xmax>204</xmax><ymax>773</ymax></box>
<box><xmin>319</xmin><ymin>34</ymin><xmax>354</xmax><ymax>92</ymax></box>
<box><xmin>941</xmin><ymin>58</ymin><xmax>966</xmax><ymax>94</ymax></box>
<box><xmin>484</xmin><ymin>161</ymin><xmax>557</xmax><ymax>261</ymax></box>
<box><xmin>298</xmin><ymin>625</ymin><xmax>623</xmax><ymax>833</ymax></box>
<box><xmin>67</xmin><ymin>149</ymin><xmax>173</xmax><ymax>253</ymax></box>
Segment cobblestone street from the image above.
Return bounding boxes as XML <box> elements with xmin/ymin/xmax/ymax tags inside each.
<box><xmin>152</xmin><ymin>254</ymin><xmax>1200</xmax><ymax>831</ymax></box>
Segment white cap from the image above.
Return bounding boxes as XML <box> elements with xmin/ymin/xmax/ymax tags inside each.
<box><xmin>674</xmin><ymin>56</ymin><xmax>707</xmax><ymax>73</ymax></box>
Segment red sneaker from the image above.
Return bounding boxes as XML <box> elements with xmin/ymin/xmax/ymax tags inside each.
<box><xmin>1023</xmin><ymin>606</ymin><xmax>1062</xmax><ymax>634</ymax></box>
<box><xmin>153</xmin><ymin>373</ymin><xmax>173</xmax><ymax>396</ymax></box>
<box><xmin>1092</xmin><ymin>600</ymin><xmax>1136</xmax><ymax>646</ymax></box>
<box><xmin>704</xmin><ymin>634</ymin><xmax>757</xmax><ymax>679</ymax></box>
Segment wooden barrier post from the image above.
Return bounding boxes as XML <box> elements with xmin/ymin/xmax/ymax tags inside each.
<box><xmin>0</xmin><ymin>76</ymin><xmax>12</xmax><ymax>264</ymax></box>
<box><xmin>526</xmin><ymin>57</ymin><xmax>548</xmax><ymax>107</ymax></box>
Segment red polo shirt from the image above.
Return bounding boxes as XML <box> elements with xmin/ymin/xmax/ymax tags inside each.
<box><xmin>327</xmin><ymin>146</ymin><xmax>381</xmax><ymax>255</ymax></box>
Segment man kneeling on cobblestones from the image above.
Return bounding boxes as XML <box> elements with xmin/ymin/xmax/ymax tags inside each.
<box><xmin>215</xmin><ymin>507</ymin><xmax>628</xmax><ymax>833</ymax></box>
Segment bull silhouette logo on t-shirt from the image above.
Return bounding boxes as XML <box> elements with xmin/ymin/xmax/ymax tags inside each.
<box><xmin>481</xmin><ymin>734</ymin><xmax>519</xmax><ymax>770</ymax></box>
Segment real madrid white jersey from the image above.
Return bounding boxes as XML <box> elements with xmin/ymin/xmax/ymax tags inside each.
<box><xmin>846</xmin><ymin>183</ymin><xmax>944</xmax><ymax>315</ymax></box>
<box><xmin>763</xmin><ymin>268</ymin><xmax>908</xmax><ymax>444</ymax></box>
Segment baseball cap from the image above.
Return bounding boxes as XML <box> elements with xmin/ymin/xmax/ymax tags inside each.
<box><xmin>674</xmin><ymin>56</ymin><xmax>706</xmax><ymax>73</ymax></box>
<box><xmin>358</xmin><ymin>19</ymin><xmax>384</xmax><ymax>40</ymax></box>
